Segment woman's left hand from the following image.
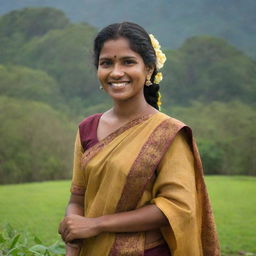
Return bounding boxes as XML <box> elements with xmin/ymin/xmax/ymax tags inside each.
<box><xmin>59</xmin><ymin>214</ymin><xmax>102</xmax><ymax>243</ymax></box>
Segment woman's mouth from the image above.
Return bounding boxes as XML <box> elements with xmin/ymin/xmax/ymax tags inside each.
<box><xmin>108</xmin><ymin>82</ymin><xmax>130</xmax><ymax>89</ymax></box>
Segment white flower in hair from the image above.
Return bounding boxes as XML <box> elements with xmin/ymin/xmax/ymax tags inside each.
<box><xmin>149</xmin><ymin>34</ymin><xmax>167</xmax><ymax>84</ymax></box>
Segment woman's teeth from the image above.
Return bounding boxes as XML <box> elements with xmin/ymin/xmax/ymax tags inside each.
<box><xmin>110</xmin><ymin>82</ymin><xmax>129</xmax><ymax>88</ymax></box>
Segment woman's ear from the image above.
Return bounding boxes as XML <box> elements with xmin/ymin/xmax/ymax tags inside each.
<box><xmin>146</xmin><ymin>66</ymin><xmax>154</xmax><ymax>77</ymax></box>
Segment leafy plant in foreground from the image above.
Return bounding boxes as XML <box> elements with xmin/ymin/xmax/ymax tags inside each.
<box><xmin>0</xmin><ymin>224</ymin><xmax>65</xmax><ymax>256</ymax></box>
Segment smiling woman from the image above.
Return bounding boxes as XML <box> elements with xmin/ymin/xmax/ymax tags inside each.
<box><xmin>58</xmin><ymin>22</ymin><xmax>220</xmax><ymax>256</ymax></box>
<box><xmin>97</xmin><ymin>37</ymin><xmax>152</xmax><ymax>105</ymax></box>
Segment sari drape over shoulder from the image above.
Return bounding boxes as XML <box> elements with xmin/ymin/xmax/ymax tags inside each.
<box><xmin>70</xmin><ymin>112</ymin><xmax>220</xmax><ymax>256</ymax></box>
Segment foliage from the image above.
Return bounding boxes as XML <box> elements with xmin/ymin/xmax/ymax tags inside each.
<box><xmin>0</xmin><ymin>7</ymin><xmax>255</xmax><ymax>181</ymax></box>
<box><xmin>0</xmin><ymin>65</ymin><xmax>62</xmax><ymax>108</ymax></box>
<box><xmin>0</xmin><ymin>97</ymin><xmax>75</xmax><ymax>184</ymax></box>
<box><xmin>17</xmin><ymin>23</ymin><xmax>98</xmax><ymax>101</ymax></box>
<box><xmin>197</xmin><ymin>139</ymin><xmax>224</xmax><ymax>174</ymax></box>
<box><xmin>0</xmin><ymin>224</ymin><xmax>65</xmax><ymax>256</ymax></box>
<box><xmin>0</xmin><ymin>7</ymin><xmax>69</xmax><ymax>39</ymax></box>
<box><xmin>166</xmin><ymin>101</ymin><xmax>256</xmax><ymax>175</ymax></box>
<box><xmin>1</xmin><ymin>8</ymin><xmax>255</xmax><ymax>109</ymax></box>
<box><xmin>0</xmin><ymin>7</ymin><xmax>70</xmax><ymax>63</ymax></box>
<box><xmin>1</xmin><ymin>0</ymin><xmax>255</xmax><ymax>58</ymax></box>
<box><xmin>161</xmin><ymin>36</ymin><xmax>256</xmax><ymax>105</ymax></box>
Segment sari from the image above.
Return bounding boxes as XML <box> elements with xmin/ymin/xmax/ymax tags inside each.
<box><xmin>70</xmin><ymin>112</ymin><xmax>220</xmax><ymax>256</ymax></box>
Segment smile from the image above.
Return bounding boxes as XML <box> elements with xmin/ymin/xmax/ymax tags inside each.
<box><xmin>108</xmin><ymin>82</ymin><xmax>130</xmax><ymax>88</ymax></box>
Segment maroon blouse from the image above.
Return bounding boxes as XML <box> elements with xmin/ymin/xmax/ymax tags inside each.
<box><xmin>79</xmin><ymin>113</ymin><xmax>103</xmax><ymax>151</ymax></box>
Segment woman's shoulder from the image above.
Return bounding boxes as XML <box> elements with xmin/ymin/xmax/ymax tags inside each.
<box><xmin>79</xmin><ymin>113</ymin><xmax>103</xmax><ymax>129</ymax></box>
<box><xmin>154</xmin><ymin>112</ymin><xmax>193</xmax><ymax>142</ymax></box>
<box><xmin>155</xmin><ymin>112</ymin><xmax>187</xmax><ymax>128</ymax></box>
<box><xmin>78</xmin><ymin>113</ymin><xmax>103</xmax><ymax>151</ymax></box>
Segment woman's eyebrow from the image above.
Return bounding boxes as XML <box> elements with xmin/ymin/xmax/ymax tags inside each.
<box><xmin>99</xmin><ymin>55</ymin><xmax>137</xmax><ymax>60</ymax></box>
<box><xmin>121</xmin><ymin>56</ymin><xmax>137</xmax><ymax>60</ymax></box>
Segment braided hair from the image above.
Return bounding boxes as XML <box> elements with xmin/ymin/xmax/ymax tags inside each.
<box><xmin>93</xmin><ymin>22</ymin><xmax>160</xmax><ymax>110</ymax></box>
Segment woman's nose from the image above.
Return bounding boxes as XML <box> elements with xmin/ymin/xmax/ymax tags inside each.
<box><xmin>110</xmin><ymin>64</ymin><xmax>124</xmax><ymax>79</ymax></box>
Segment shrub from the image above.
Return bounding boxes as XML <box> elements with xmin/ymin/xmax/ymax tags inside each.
<box><xmin>0</xmin><ymin>224</ymin><xmax>65</xmax><ymax>256</ymax></box>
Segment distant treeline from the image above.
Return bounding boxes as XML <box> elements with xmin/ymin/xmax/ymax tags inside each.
<box><xmin>1</xmin><ymin>0</ymin><xmax>256</xmax><ymax>59</ymax></box>
<box><xmin>0</xmin><ymin>8</ymin><xmax>255</xmax><ymax>184</ymax></box>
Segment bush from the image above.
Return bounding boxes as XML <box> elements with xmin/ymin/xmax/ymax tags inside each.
<box><xmin>0</xmin><ymin>224</ymin><xmax>64</xmax><ymax>256</ymax></box>
<box><xmin>0</xmin><ymin>96</ymin><xmax>75</xmax><ymax>184</ymax></box>
<box><xmin>197</xmin><ymin>139</ymin><xmax>224</xmax><ymax>174</ymax></box>
<box><xmin>167</xmin><ymin>101</ymin><xmax>256</xmax><ymax>175</ymax></box>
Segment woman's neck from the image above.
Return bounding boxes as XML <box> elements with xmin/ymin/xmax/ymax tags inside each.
<box><xmin>111</xmin><ymin>97</ymin><xmax>156</xmax><ymax>121</ymax></box>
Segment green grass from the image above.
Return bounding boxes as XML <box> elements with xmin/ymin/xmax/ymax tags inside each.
<box><xmin>206</xmin><ymin>176</ymin><xmax>256</xmax><ymax>255</ymax></box>
<box><xmin>0</xmin><ymin>181</ymin><xmax>70</xmax><ymax>244</ymax></box>
<box><xmin>0</xmin><ymin>176</ymin><xmax>256</xmax><ymax>255</ymax></box>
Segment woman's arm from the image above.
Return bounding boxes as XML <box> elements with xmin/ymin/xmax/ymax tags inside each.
<box><xmin>100</xmin><ymin>204</ymin><xmax>168</xmax><ymax>232</ymax></box>
<box><xmin>59</xmin><ymin>194</ymin><xmax>84</xmax><ymax>256</ymax></box>
<box><xmin>59</xmin><ymin>203</ymin><xmax>168</xmax><ymax>243</ymax></box>
<box><xmin>65</xmin><ymin>194</ymin><xmax>84</xmax><ymax>216</ymax></box>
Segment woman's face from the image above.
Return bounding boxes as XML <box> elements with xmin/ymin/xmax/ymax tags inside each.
<box><xmin>97</xmin><ymin>37</ymin><xmax>152</xmax><ymax>103</ymax></box>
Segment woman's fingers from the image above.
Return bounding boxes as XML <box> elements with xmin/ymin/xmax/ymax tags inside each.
<box><xmin>58</xmin><ymin>219</ymin><xmax>64</xmax><ymax>234</ymax></box>
<box><xmin>65</xmin><ymin>232</ymin><xmax>74</xmax><ymax>243</ymax></box>
<box><xmin>59</xmin><ymin>214</ymin><xmax>101</xmax><ymax>242</ymax></box>
<box><xmin>61</xmin><ymin>216</ymin><xmax>78</xmax><ymax>242</ymax></box>
<box><xmin>58</xmin><ymin>217</ymin><xmax>70</xmax><ymax>242</ymax></box>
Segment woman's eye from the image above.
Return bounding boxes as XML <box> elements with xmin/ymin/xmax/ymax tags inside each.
<box><xmin>99</xmin><ymin>60</ymin><xmax>112</xmax><ymax>67</ymax></box>
<box><xmin>124</xmin><ymin>59</ymin><xmax>136</xmax><ymax>65</ymax></box>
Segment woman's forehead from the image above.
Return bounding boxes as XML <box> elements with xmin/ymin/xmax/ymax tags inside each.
<box><xmin>99</xmin><ymin>37</ymin><xmax>140</xmax><ymax>59</ymax></box>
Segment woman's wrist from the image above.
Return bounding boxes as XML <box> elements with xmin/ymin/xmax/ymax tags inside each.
<box><xmin>96</xmin><ymin>215</ymin><xmax>108</xmax><ymax>233</ymax></box>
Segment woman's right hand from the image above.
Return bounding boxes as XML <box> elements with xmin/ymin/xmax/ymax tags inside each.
<box><xmin>59</xmin><ymin>193</ymin><xmax>85</xmax><ymax>255</ymax></box>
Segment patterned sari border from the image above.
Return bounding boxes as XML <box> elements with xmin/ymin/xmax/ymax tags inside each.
<box><xmin>81</xmin><ymin>113</ymin><xmax>159</xmax><ymax>169</ymax></box>
<box><xmin>109</xmin><ymin>118</ymin><xmax>185</xmax><ymax>256</ymax></box>
<box><xmin>70</xmin><ymin>184</ymin><xmax>86</xmax><ymax>196</ymax></box>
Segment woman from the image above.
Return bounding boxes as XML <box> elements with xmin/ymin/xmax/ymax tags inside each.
<box><xmin>59</xmin><ymin>22</ymin><xmax>220</xmax><ymax>256</ymax></box>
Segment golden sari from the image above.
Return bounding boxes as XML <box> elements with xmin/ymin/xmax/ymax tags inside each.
<box><xmin>70</xmin><ymin>112</ymin><xmax>220</xmax><ymax>256</ymax></box>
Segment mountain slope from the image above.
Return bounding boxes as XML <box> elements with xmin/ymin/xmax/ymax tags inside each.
<box><xmin>0</xmin><ymin>0</ymin><xmax>255</xmax><ymax>58</ymax></box>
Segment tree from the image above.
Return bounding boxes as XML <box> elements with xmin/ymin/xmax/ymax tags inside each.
<box><xmin>161</xmin><ymin>36</ymin><xmax>256</xmax><ymax>105</ymax></box>
<box><xmin>166</xmin><ymin>101</ymin><xmax>256</xmax><ymax>175</ymax></box>
<box><xmin>0</xmin><ymin>7</ymin><xmax>69</xmax><ymax>40</ymax></box>
<box><xmin>17</xmin><ymin>23</ymin><xmax>101</xmax><ymax>102</ymax></box>
<box><xmin>0</xmin><ymin>65</ymin><xmax>62</xmax><ymax>107</ymax></box>
<box><xmin>0</xmin><ymin>96</ymin><xmax>76</xmax><ymax>184</ymax></box>
<box><xmin>0</xmin><ymin>7</ymin><xmax>70</xmax><ymax>63</ymax></box>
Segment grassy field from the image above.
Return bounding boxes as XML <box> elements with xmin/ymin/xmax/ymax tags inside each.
<box><xmin>0</xmin><ymin>176</ymin><xmax>255</xmax><ymax>255</ymax></box>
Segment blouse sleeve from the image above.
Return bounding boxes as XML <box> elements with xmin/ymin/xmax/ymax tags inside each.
<box><xmin>151</xmin><ymin>129</ymin><xmax>203</xmax><ymax>255</ymax></box>
<box><xmin>70</xmin><ymin>130</ymin><xmax>86</xmax><ymax>196</ymax></box>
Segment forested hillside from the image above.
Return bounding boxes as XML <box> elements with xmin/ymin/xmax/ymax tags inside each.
<box><xmin>0</xmin><ymin>8</ymin><xmax>255</xmax><ymax>184</ymax></box>
<box><xmin>0</xmin><ymin>0</ymin><xmax>255</xmax><ymax>58</ymax></box>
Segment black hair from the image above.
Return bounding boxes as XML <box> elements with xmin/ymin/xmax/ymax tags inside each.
<box><xmin>93</xmin><ymin>22</ymin><xmax>160</xmax><ymax>110</ymax></box>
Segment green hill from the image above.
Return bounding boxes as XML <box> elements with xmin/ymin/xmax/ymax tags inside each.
<box><xmin>0</xmin><ymin>7</ymin><xmax>255</xmax><ymax>183</ymax></box>
<box><xmin>0</xmin><ymin>0</ymin><xmax>255</xmax><ymax>58</ymax></box>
